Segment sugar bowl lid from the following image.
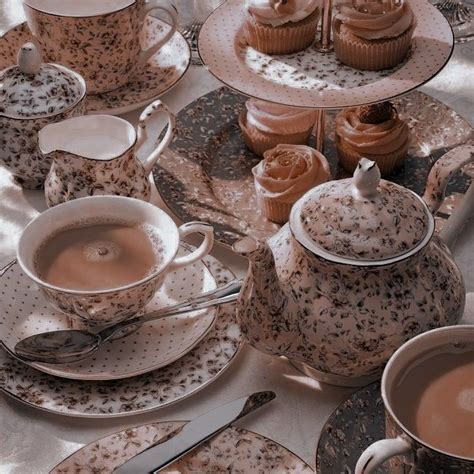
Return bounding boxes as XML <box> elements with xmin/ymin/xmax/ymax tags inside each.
<box><xmin>0</xmin><ymin>42</ymin><xmax>86</xmax><ymax>119</ymax></box>
<box><xmin>290</xmin><ymin>158</ymin><xmax>434</xmax><ymax>265</ymax></box>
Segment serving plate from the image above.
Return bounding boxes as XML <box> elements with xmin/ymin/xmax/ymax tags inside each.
<box><xmin>0</xmin><ymin>244</ymin><xmax>216</xmax><ymax>381</ymax></box>
<box><xmin>0</xmin><ymin>17</ymin><xmax>191</xmax><ymax>115</ymax></box>
<box><xmin>153</xmin><ymin>86</ymin><xmax>473</xmax><ymax>248</ymax></box>
<box><xmin>198</xmin><ymin>0</ymin><xmax>454</xmax><ymax>108</ymax></box>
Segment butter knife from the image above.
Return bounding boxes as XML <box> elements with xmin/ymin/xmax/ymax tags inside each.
<box><xmin>114</xmin><ymin>391</ymin><xmax>276</xmax><ymax>473</ymax></box>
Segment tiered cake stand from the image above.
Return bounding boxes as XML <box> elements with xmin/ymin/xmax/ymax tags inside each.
<box><xmin>152</xmin><ymin>0</ymin><xmax>473</xmax><ymax>249</ymax></box>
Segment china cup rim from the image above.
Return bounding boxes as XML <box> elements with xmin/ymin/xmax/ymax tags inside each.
<box><xmin>17</xmin><ymin>196</ymin><xmax>180</xmax><ymax>296</ymax></box>
<box><xmin>23</xmin><ymin>0</ymin><xmax>136</xmax><ymax>18</ymax></box>
<box><xmin>381</xmin><ymin>325</ymin><xmax>474</xmax><ymax>462</ymax></box>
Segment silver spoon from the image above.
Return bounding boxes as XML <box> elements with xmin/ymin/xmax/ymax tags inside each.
<box><xmin>14</xmin><ymin>279</ymin><xmax>242</xmax><ymax>365</ymax></box>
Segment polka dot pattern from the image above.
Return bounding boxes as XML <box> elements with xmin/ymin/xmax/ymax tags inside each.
<box><xmin>0</xmin><ymin>245</ymin><xmax>217</xmax><ymax>381</ymax></box>
<box><xmin>198</xmin><ymin>0</ymin><xmax>454</xmax><ymax>108</ymax></box>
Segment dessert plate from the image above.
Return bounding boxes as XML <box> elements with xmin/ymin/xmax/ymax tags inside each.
<box><xmin>0</xmin><ymin>17</ymin><xmax>190</xmax><ymax>115</ymax></box>
<box><xmin>51</xmin><ymin>422</ymin><xmax>313</xmax><ymax>473</ymax></box>
<box><xmin>0</xmin><ymin>245</ymin><xmax>217</xmax><ymax>381</ymax></box>
<box><xmin>198</xmin><ymin>0</ymin><xmax>453</xmax><ymax>109</ymax></box>
<box><xmin>0</xmin><ymin>250</ymin><xmax>243</xmax><ymax>417</ymax></box>
<box><xmin>316</xmin><ymin>382</ymin><xmax>386</xmax><ymax>473</ymax></box>
<box><xmin>153</xmin><ymin>87</ymin><xmax>473</xmax><ymax>248</ymax></box>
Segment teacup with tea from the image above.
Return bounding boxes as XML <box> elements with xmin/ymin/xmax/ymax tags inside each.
<box><xmin>356</xmin><ymin>325</ymin><xmax>474</xmax><ymax>473</ymax></box>
<box><xmin>17</xmin><ymin>196</ymin><xmax>214</xmax><ymax>327</ymax></box>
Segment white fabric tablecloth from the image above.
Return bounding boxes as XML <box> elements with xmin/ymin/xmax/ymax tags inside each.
<box><xmin>0</xmin><ymin>1</ymin><xmax>473</xmax><ymax>472</ymax></box>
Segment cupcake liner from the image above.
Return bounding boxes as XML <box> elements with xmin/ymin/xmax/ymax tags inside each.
<box><xmin>333</xmin><ymin>23</ymin><xmax>414</xmax><ymax>71</ymax></box>
<box><xmin>255</xmin><ymin>187</ymin><xmax>293</xmax><ymax>224</ymax></box>
<box><xmin>336</xmin><ymin>137</ymin><xmax>408</xmax><ymax>176</ymax></box>
<box><xmin>239</xmin><ymin>111</ymin><xmax>313</xmax><ymax>157</ymax></box>
<box><xmin>244</xmin><ymin>8</ymin><xmax>320</xmax><ymax>55</ymax></box>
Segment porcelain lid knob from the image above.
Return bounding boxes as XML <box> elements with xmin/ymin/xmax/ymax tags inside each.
<box><xmin>17</xmin><ymin>42</ymin><xmax>42</xmax><ymax>75</ymax></box>
<box><xmin>352</xmin><ymin>158</ymin><xmax>381</xmax><ymax>199</ymax></box>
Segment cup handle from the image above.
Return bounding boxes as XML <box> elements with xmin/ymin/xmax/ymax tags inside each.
<box><xmin>169</xmin><ymin>222</ymin><xmax>214</xmax><ymax>271</ymax></box>
<box><xmin>355</xmin><ymin>436</ymin><xmax>412</xmax><ymax>474</ymax></box>
<box><xmin>136</xmin><ymin>99</ymin><xmax>176</xmax><ymax>175</ymax></box>
<box><xmin>137</xmin><ymin>1</ymin><xmax>178</xmax><ymax>68</ymax></box>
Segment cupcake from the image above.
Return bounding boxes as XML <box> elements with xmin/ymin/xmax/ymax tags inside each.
<box><xmin>333</xmin><ymin>0</ymin><xmax>416</xmax><ymax>71</ymax></box>
<box><xmin>335</xmin><ymin>101</ymin><xmax>409</xmax><ymax>176</ymax></box>
<box><xmin>239</xmin><ymin>99</ymin><xmax>318</xmax><ymax>156</ymax></box>
<box><xmin>244</xmin><ymin>0</ymin><xmax>320</xmax><ymax>55</ymax></box>
<box><xmin>252</xmin><ymin>144</ymin><xmax>331</xmax><ymax>223</ymax></box>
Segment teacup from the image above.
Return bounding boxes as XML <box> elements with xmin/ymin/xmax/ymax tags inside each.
<box><xmin>356</xmin><ymin>325</ymin><xmax>474</xmax><ymax>473</ymax></box>
<box><xmin>17</xmin><ymin>196</ymin><xmax>214</xmax><ymax>327</ymax></box>
<box><xmin>23</xmin><ymin>0</ymin><xmax>178</xmax><ymax>94</ymax></box>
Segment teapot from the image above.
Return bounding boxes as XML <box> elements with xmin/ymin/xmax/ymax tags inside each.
<box><xmin>0</xmin><ymin>42</ymin><xmax>86</xmax><ymax>189</ymax></box>
<box><xmin>38</xmin><ymin>99</ymin><xmax>175</xmax><ymax>206</ymax></box>
<box><xmin>234</xmin><ymin>145</ymin><xmax>474</xmax><ymax>387</ymax></box>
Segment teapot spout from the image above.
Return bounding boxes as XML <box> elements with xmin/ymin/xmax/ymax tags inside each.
<box><xmin>233</xmin><ymin>237</ymin><xmax>296</xmax><ymax>358</ymax></box>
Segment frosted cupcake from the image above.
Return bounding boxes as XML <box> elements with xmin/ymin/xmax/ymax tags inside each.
<box><xmin>244</xmin><ymin>0</ymin><xmax>320</xmax><ymax>55</ymax></box>
<box><xmin>333</xmin><ymin>0</ymin><xmax>415</xmax><ymax>70</ymax></box>
<box><xmin>252</xmin><ymin>144</ymin><xmax>331</xmax><ymax>223</ymax></box>
<box><xmin>239</xmin><ymin>99</ymin><xmax>318</xmax><ymax>156</ymax></box>
<box><xmin>335</xmin><ymin>102</ymin><xmax>409</xmax><ymax>175</ymax></box>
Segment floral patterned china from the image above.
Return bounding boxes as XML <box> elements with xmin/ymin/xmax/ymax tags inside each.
<box><xmin>0</xmin><ymin>251</ymin><xmax>243</xmax><ymax>417</ymax></box>
<box><xmin>0</xmin><ymin>42</ymin><xmax>86</xmax><ymax>189</ymax></box>
<box><xmin>153</xmin><ymin>87</ymin><xmax>473</xmax><ymax>248</ymax></box>
<box><xmin>40</xmin><ymin>100</ymin><xmax>175</xmax><ymax>206</ymax></box>
<box><xmin>0</xmin><ymin>18</ymin><xmax>191</xmax><ymax>115</ymax></box>
<box><xmin>50</xmin><ymin>422</ymin><xmax>313</xmax><ymax>473</ymax></box>
<box><xmin>4</xmin><ymin>242</ymin><xmax>217</xmax><ymax>381</ymax></box>
<box><xmin>234</xmin><ymin>145</ymin><xmax>473</xmax><ymax>387</ymax></box>
<box><xmin>198</xmin><ymin>0</ymin><xmax>454</xmax><ymax>108</ymax></box>
<box><xmin>23</xmin><ymin>0</ymin><xmax>178</xmax><ymax>94</ymax></box>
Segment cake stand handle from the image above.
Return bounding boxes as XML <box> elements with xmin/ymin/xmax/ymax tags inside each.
<box><xmin>315</xmin><ymin>0</ymin><xmax>333</xmax><ymax>53</ymax></box>
<box><xmin>313</xmin><ymin>110</ymin><xmax>326</xmax><ymax>153</ymax></box>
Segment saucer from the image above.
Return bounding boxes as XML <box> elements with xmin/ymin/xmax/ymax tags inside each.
<box><xmin>0</xmin><ymin>249</ymin><xmax>243</xmax><ymax>417</ymax></box>
<box><xmin>316</xmin><ymin>382</ymin><xmax>386</xmax><ymax>473</ymax></box>
<box><xmin>0</xmin><ymin>17</ymin><xmax>190</xmax><ymax>115</ymax></box>
<box><xmin>51</xmin><ymin>422</ymin><xmax>313</xmax><ymax>473</ymax></box>
<box><xmin>153</xmin><ymin>86</ymin><xmax>472</xmax><ymax>248</ymax></box>
<box><xmin>0</xmin><ymin>244</ymin><xmax>217</xmax><ymax>381</ymax></box>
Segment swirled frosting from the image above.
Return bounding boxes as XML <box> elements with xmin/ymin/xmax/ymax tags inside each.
<box><xmin>336</xmin><ymin>107</ymin><xmax>409</xmax><ymax>154</ymax></box>
<box><xmin>253</xmin><ymin>144</ymin><xmax>331</xmax><ymax>204</ymax></box>
<box><xmin>245</xmin><ymin>99</ymin><xmax>317</xmax><ymax>135</ymax></box>
<box><xmin>335</xmin><ymin>1</ymin><xmax>414</xmax><ymax>40</ymax></box>
<box><xmin>245</xmin><ymin>0</ymin><xmax>318</xmax><ymax>26</ymax></box>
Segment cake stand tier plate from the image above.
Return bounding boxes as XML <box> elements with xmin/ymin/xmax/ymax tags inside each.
<box><xmin>198</xmin><ymin>0</ymin><xmax>454</xmax><ymax>109</ymax></box>
<box><xmin>153</xmin><ymin>86</ymin><xmax>473</xmax><ymax>248</ymax></box>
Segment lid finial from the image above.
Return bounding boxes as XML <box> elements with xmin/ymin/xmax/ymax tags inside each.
<box><xmin>352</xmin><ymin>158</ymin><xmax>381</xmax><ymax>199</ymax></box>
<box><xmin>17</xmin><ymin>42</ymin><xmax>42</xmax><ymax>76</ymax></box>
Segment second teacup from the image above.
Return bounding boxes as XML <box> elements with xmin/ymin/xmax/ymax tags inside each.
<box><xmin>17</xmin><ymin>196</ymin><xmax>214</xmax><ymax>327</ymax></box>
<box><xmin>23</xmin><ymin>0</ymin><xmax>178</xmax><ymax>94</ymax></box>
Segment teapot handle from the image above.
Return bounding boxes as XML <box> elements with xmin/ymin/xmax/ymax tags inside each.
<box><xmin>136</xmin><ymin>99</ymin><xmax>176</xmax><ymax>175</ymax></box>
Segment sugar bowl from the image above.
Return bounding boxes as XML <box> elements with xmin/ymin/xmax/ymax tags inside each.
<box><xmin>0</xmin><ymin>42</ymin><xmax>86</xmax><ymax>189</ymax></box>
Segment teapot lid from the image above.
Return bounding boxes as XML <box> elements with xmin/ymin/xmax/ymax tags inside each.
<box><xmin>0</xmin><ymin>42</ymin><xmax>86</xmax><ymax>119</ymax></box>
<box><xmin>290</xmin><ymin>158</ymin><xmax>434</xmax><ymax>265</ymax></box>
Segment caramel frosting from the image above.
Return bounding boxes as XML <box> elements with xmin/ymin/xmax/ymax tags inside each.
<box><xmin>335</xmin><ymin>1</ymin><xmax>414</xmax><ymax>40</ymax></box>
<box><xmin>245</xmin><ymin>99</ymin><xmax>317</xmax><ymax>135</ymax></box>
<box><xmin>253</xmin><ymin>144</ymin><xmax>331</xmax><ymax>204</ymax></box>
<box><xmin>245</xmin><ymin>0</ymin><xmax>318</xmax><ymax>27</ymax></box>
<box><xmin>336</xmin><ymin>107</ymin><xmax>409</xmax><ymax>154</ymax></box>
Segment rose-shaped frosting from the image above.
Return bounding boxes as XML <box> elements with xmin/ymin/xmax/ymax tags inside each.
<box><xmin>245</xmin><ymin>99</ymin><xmax>317</xmax><ymax>135</ymax></box>
<box><xmin>253</xmin><ymin>144</ymin><xmax>331</xmax><ymax>204</ymax></box>
<box><xmin>335</xmin><ymin>1</ymin><xmax>414</xmax><ymax>40</ymax></box>
<box><xmin>336</xmin><ymin>107</ymin><xmax>409</xmax><ymax>154</ymax></box>
<box><xmin>246</xmin><ymin>0</ymin><xmax>318</xmax><ymax>27</ymax></box>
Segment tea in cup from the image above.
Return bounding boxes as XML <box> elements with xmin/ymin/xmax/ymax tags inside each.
<box><xmin>23</xmin><ymin>0</ymin><xmax>178</xmax><ymax>94</ymax></box>
<box><xmin>17</xmin><ymin>196</ymin><xmax>214</xmax><ymax>327</ymax></box>
<box><xmin>356</xmin><ymin>325</ymin><xmax>474</xmax><ymax>473</ymax></box>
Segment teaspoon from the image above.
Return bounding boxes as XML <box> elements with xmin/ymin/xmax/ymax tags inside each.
<box><xmin>14</xmin><ymin>279</ymin><xmax>242</xmax><ymax>365</ymax></box>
